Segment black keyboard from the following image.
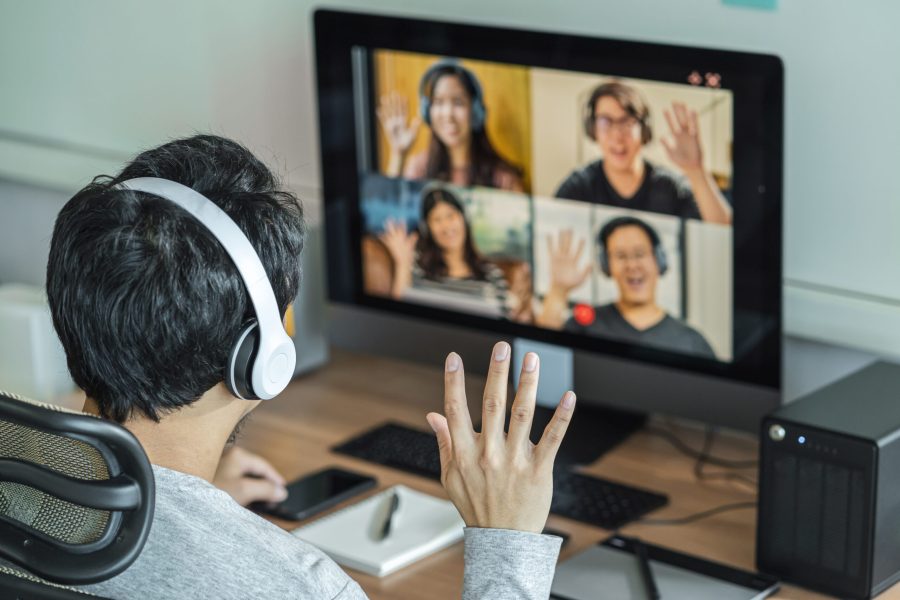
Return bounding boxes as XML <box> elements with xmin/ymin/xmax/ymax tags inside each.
<box><xmin>334</xmin><ymin>422</ymin><xmax>443</xmax><ymax>479</ymax></box>
<box><xmin>549</xmin><ymin>468</ymin><xmax>668</xmax><ymax>530</ymax></box>
<box><xmin>333</xmin><ymin>422</ymin><xmax>668</xmax><ymax>530</ymax></box>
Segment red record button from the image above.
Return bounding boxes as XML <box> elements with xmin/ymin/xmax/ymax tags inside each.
<box><xmin>573</xmin><ymin>303</ymin><xmax>596</xmax><ymax>326</ymax></box>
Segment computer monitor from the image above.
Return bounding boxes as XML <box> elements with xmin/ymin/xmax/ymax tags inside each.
<box><xmin>313</xmin><ymin>9</ymin><xmax>783</xmax><ymax>442</ymax></box>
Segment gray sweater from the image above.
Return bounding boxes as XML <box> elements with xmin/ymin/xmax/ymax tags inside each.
<box><xmin>81</xmin><ymin>465</ymin><xmax>561</xmax><ymax>599</ymax></box>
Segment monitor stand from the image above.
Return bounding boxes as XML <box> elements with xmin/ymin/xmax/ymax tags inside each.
<box><xmin>527</xmin><ymin>403</ymin><xmax>646</xmax><ymax>466</ymax></box>
<box><xmin>512</xmin><ymin>337</ymin><xmax>646</xmax><ymax>465</ymax></box>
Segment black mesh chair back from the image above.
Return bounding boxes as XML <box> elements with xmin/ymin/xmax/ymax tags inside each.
<box><xmin>0</xmin><ymin>562</ymin><xmax>109</xmax><ymax>599</ymax></box>
<box><xmin>0</xmin><ymin>389</ymin><xmax>154</xmax><ymax>594</ymax></box>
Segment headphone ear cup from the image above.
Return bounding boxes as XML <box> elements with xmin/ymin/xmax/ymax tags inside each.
<box><xmin>655</xmin><ymin>245</ymin><xmax>668</xmax><ymax>276</ymax></box>
<box><xmin>419</xmin><ymin>97</ymin><xmax>431</xmax><ymax>127</ymax></box>
<box><xmin>470</xmin><ymin>99</ymin><xmax>486</xmax><ymax>131</ymax></box>
<box><xmin>599</xmin><ymin>246</ymin><xmax>611</xmax><ymax>277</ymax></box>
<box><xmin>226</xmin><ymin>322</ymin><xmax>260</xmax><ymax>400</ymax></box>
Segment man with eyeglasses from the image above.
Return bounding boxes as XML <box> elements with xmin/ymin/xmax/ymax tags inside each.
<box><xmin>538</xmin><ymin>217</ymin><xmax>716</xmax><ymax>359</ymax></box>
<box><xmin>554</xmin><ymin>81</ymin><xmax>732</xmax><ymax>225</ymax></box>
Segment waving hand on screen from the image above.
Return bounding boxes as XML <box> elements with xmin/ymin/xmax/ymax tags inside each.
<box><xmin>536</xmin><ymin>230</ymin><xmax>591</xmax><ymax>329</ymax></box>
<box><xmin>377</xmin><ymin>91</ymin><xmax>422</xmax><ymax>178</ymax></box>
<box><xmin>660</xmin><ymin>101</ymin><xmax>733</xmax><ymax>225</ymax></box>
<box><xmin>379</xmin><ymin>218</ymin><xmax>419</xmax><ymax>300</ymax></box>
<box><xmin>661</xmin><ymin>102</ymin><xmax>704</xmax><ymax>172</ymax></box>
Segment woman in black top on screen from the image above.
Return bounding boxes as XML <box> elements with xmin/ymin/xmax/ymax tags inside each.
<box><xmin>555</xmin><ymin>81</ymin><xmax>732</xmax><ymax>224</ymax></box>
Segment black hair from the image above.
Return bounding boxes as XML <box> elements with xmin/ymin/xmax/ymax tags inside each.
<box><xmin>416</xmin><ymin>186</ymin><xmax>487</xmax><ymax>280</ymax></box>
<box><xmin>421</xmin><ymin>65</ymin><xmax>522</xmax><ymax>188</ymax></box>
<box><xmin>598</xmin><ymin>216</ymin><xmax>661</xmax><ymax>252</ymax></box>
<box><xmin>46</xmin><ymin>134</ymin><xmax>305</xmax><ymax>423</ymax></box>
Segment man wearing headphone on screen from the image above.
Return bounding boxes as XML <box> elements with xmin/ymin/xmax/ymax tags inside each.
<box><xmin>541</xmin><ymin>217</ymin><xmax>716</xmax><ymax>359</ymax></box>
<box><xmin>43</xmin><ymin>135</ymin><xmax>572</xmax><ymax>599</ymax></box>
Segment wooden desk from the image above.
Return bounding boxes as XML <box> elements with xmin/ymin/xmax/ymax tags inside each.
<box><xmin>238</xmin><ymin>348</ymin><xmax>885</xmax><ymax>600</ymax></box>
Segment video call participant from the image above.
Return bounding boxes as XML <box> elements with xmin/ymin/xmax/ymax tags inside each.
<box><xmin>45</xmin><ymin>136</ymin><xmax>573</xmax><ymax>599</ymax></box>
<box><xmin>377</xmin><ymin>60</ymin><xmax>525</xmax><ymax>192</ymax></box>
<box><xmin>555</xmin><ymin>81</ymin><xmax>733</xmax><ymax>225</ymax></box>
<box><xmin>539</xmin><ymin>217</ymin><xmax>716</xmax><ymax>359</ymax></box>
<box><xmin>380</xmin><ymin>186</ymin><xmax>532</xmax><ymax>322</ymax></box>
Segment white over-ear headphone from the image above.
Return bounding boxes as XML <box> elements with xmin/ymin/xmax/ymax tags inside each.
<box><xmin>117</xmin><ymin>177</ymin><xmax>296</xmax><ymax>400</ymax></box>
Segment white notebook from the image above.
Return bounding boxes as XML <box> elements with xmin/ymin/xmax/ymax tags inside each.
<box><xmin>292</xmin><ymin>484</ymin><xmax>465</xmax><ymax>577</ymax></box>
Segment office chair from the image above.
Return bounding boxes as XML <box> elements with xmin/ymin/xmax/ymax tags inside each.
<box><xmin>0</xmin><ymin>390</ymin><xmax>154</xmax><ymax>598</ymax></box>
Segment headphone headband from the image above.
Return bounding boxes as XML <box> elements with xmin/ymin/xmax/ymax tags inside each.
<box><xmin>116</xmin><ymin>177</ymin><xmax>296</xmax><ymax>399</ymax></box>
<box><xmin>418</xmin><ymin>59</ymin><xmax>487</xmax><ymax>131</ymax></box>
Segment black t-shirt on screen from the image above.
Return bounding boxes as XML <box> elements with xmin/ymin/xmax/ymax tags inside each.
<box><xmin>554</xmin><ymin>159</ymin><xmax>701</xmax><ymax>220</ymax></box>
<box><xmin>564</xmin><ymin>303</ymin><xmax>716</xmax><ymax>359</ymax></box>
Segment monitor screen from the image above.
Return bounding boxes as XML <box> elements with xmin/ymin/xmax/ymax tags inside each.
<box><xmin>362</xmin><ymin>50</ymin><xmax>734</xmax><ymax>362</ymax></box>
<box><xmin>315</xmin><ymin>10</ymin><xmax>782</xmax><ymax>393</ymax></box>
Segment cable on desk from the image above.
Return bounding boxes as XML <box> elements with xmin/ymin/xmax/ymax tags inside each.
<box><xmin>637</xmin><ymin>501</ymin><xmax>758</xmax><ymax>527</ymax></box>
<box><xmin>617</xmin><ymin>427</ymin><xmax>758</xmax><ymax>530</ymax></box>
<box><xmin>692</xmin><ymin>427</ymin><xmax>758</xmax><ymax>489</ymax></box>
<box><xmin>645</xmin><ymin>424</ymin><xmax>758</xmax><ymax>469</ymax></box>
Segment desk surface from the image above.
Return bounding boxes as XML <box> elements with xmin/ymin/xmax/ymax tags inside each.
<box><xmin>238</xmin><ymin>348</ymin><xmax>894</xmax><ymax>600</ymax></box>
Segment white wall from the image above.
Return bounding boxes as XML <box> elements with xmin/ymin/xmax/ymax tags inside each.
<box><xmin>1</xmin><ymin>0</ymin><xmax>899</xmax><ymax>359</ymax></box>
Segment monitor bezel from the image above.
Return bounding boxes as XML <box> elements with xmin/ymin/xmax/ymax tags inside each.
<box><xmin>314</xmin><ymin>8</ymin><xmax>783</xmax><ymax>391</ymax></box>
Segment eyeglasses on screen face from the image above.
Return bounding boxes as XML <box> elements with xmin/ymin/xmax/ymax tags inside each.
<box><xmin>595</xmin><ymin>114</ymin><xmax>641</xmax><ymax>137</ymax></box>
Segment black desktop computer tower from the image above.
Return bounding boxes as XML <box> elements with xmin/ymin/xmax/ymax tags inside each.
<box><xmin>757</xmin><ymin>362</ymin><xmax>900</xmax><ymax>599</ymax></box>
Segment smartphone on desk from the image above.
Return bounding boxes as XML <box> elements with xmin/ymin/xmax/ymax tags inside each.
<box><xmin>251</xmin><ymin>467</ymin><xmax>376</xmax><ymax>521</ymax></box>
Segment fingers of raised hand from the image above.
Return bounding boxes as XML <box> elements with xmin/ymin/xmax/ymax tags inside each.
<box><xmin>481</xmin><ymin>342</ymin><xmax>511</xmax><ymax>446</ymax></box>
<box><xmin>559</xmin><ymin>229</ymin><xmax>572</xmax><ymax>254</ymax></box>
<box><xmin>379</xmin><ymin>222</ymin><xmax>397</xmax><ymax>248</ymax></box>
<box><xmin>507</xmin><ymin>352</ymin><xmax>539</xmax><ymax>449</ymax></box>
<box><xmin>409</xmin><ymin>116</ymin><xmax>422</xmax><ymax>136</ymax></box>
<box><xmin>378</xmin><ymin>92</ymin><xmax>410</xmax><ymax>126</ymax></box>
<box><xmin>443</xmin><ymin>352</ymin><xmax>475</xmax><ymax>451</ymax></box>
<box><xmin>388</xmin><ymin>91</ymin><xmax>405</xmax><ymax>118</ymax></box>
<box><xmin>673</xmin><ymin>102</ymin><xmax>690</xmax><ymax>128</ymax></box>
<box><xmin>573</xmin><ymin>237</ymin><xmax>585</xmax><ymax>261</ymax></box>
<box><xmin>380</xmin><ymin>93</ymin><xmax>394</xmax><ymax>119</ymax></box>
<box><xmin>536</xmin><ymin>391</ymin><xmax>576</xmax><ymax>465</ymax></box>
<box><xmin>377</xmin><ymin>94</ymin><xmax>391</xmax><ymax>120</ymax></box>
<box><xmin>664</xmin><ymin>108</ymin><xmax>680</xmax><ymax>136</ymax></box>
<box><xmin>688</xmin><ymin>109</ymin><xmax>699</xmax><ymax>137</ymax></box>
<box><xmin>660</xmin><ymin>136</ymin><xmax>675</xmax><ymax>159</ymax></box>
<box><xmin>427</xmin><ymin>412</ymin><xmax>453</xmax><ymax>481</ymax></box>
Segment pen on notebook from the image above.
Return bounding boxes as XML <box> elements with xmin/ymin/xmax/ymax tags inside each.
<box><xmin>377</xmin><ymin>491</ymin><xmax>400</xmax><ymax>541</ymax></box>
<box><xmin>633</xmin><ymin>537</ymin><xmax>661</xmax><ymax>600</ymax></box>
